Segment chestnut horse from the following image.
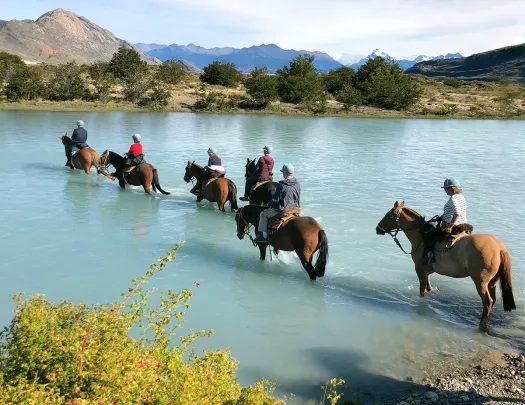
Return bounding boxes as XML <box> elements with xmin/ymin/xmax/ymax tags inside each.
<box><xmin>244</xmin><ymin>158</ymin><xmax>278</xmax><ymax>205</ymax></box>
<box><xmin>235</xmin><ymin>204</ymin><xmax>328</xmax><ymax>280</ymax></box>
<box><xmin>58</xmin><ymin>133</ymin><xmax>101</xmax><ymax>175</ymax></box>
<box><xmin>376</xmin><ymin>201</ymin><xmax>515</xmax><ymax>332</ymax></box>
<box><xmin>184</xmin><ymin>161</ymin><xmax>238</xmax><ymax>212</ymax></box>
<box><xmin>99</xmin><ymin>150</ymin><xmax>170</xmax><ymax>195</ymax></box>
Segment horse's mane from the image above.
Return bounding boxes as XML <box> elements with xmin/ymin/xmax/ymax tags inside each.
<box><xmin>402</xmin><ymin>206</ymin><xmax>424</xmax><ymax>220</ymax></box>
<box><xmin>191</xmin><ymin>162</ymin><xmax>204</xmax><ymax>169</ymax></box>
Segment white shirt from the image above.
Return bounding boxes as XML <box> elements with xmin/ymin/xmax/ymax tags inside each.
<box><xmin>442</xmin><ymin>193</ymin><xmax>467</xmax><ymax>224</ymax></box>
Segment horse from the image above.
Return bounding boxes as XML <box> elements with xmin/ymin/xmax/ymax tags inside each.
<box><xmin>235</xmin><ymin>204</ymin><xmax>328</xmax><ymax>280</ymax></box>
<box><xmin>99</xmin><ymin>150</ymin><xmax>170</xmax><ymax>195</ymax></box>
<box><xmin>184</xmin><ymin>161</ymin><xmax>238</xmax><ymax>212</ymax></box>
<box><xmin>376</xmin><ymin>201</ymin><xmax>516</xmax><ymax>332</ymax></box>
<box><xmin>244</xmin><ymin>158</ymin><xmax>278</xmax><ymax>205</ymax></box>
<box><xmin>58</xmin><ymin>133</ymin><xmax>101</xmax><ymax>175</ymax></box>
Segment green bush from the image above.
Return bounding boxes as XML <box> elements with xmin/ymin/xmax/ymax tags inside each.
<box><xmin>443</xmin><ymin>78</ymin><xmax>463</xmax><ymax>88</ymax></box>
<box><xmin>4</xmin><ymin>65</ymin><xmax>44</xmax><ymax>101</ymax></box>
<box><xmin>45</xmin><ymin>62</ymin><xmax>87</xmax><ymax>101</ymax></box>
<box><xmin>156</xmin><ymin>59</ymin><xmax>186</xmax><ymax>85</ymax></box>
<box><xmin>109</xmin><ymin>46</ymin><xmax>148</xmax><ymax>81</ymax></box>
<box><xmin>193</xmin><ymin>86</ymin><xmax>241</xmax><ymax>112</ymax></box>
<box><xmin>87</xmin><ymin>62</ymin><xmax>115</xmax><ymax>102</ymax></box>
<box><xmin>0</xmin><ymin>52</ymin><xmax>26</xmax><ymax>81</ymax></box>
<box><xmin>244</xmin><ymin>67</ymin><xmax>278</xmax><ymax>108</ymax></box>
<box><xmin>123</xmin><ymin>70</ymin><xmax>151</xmax><ymax>103</ymax></box>
<box><xmin>200</xmin><ymin>61</ymin><xmax>241</xmax><ymax>87</ymax></box>
<box><xmin>337</xmin><ymin>84</ymin><xmax>363</xmax><ymax>111</ymax></box>
<box><xmin>0</xmin><ymin>245</ymin><xmax>284</xmax><ymax>405</ymax></box>
<box><xmin>323</xmin><ymin>66</ymin><xmax>356</xmax><ymax>95</ymax></box>
<box><xmin>139</xmin><ymin>81</ymin><xmax>172</xmax><ymax>110</ymax></box>
<box><xmin>276</xmin><ymin>54</ymin><xmax>325</xmax><ymax>105</ymax></box>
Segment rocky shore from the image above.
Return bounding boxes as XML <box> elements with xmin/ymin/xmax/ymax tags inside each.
<box><xmin>389</xmin><ymin>352</ymin><xmax>525</xmax><ymax>405</ymax></box>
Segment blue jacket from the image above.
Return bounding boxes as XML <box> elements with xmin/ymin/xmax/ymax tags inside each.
<box><xmin>268</xmin><ymin>177</ymin><xmax>300</xmax><ymax>212</ymax></box>
<box><xmin>208</xmin><ymin>156</ymin><xmax>221</xmax><ymax>166</ymax></box>
<box><xmin>72</xmin><ymin>127</ymin><xmax>88</xmax><ymax>145</ymax></box>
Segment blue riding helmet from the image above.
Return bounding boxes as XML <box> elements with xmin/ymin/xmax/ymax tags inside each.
<box><xmin>208</xmin><ymin>147</ymin><xmax>218</xmax><ymax>154</ymax></box>
<box><xmin>280</xmin><ymin>163</ymin><xmax>294</xmax><ymax>174</ymax></box>
<box><xmin>442</xmin><ymin>178</ymin><xmax>460</xmax><ymax>188</ymax></box>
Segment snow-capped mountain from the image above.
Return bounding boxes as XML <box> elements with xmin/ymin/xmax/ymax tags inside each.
<box><xmin>346</xmin><ymin>49</ymin><xmax>463</xmax><ymax>70</ymax></box>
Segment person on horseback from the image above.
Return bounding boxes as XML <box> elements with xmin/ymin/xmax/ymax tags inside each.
<box><xmin>123</xmin><ymin>134</ymin><xmax>145</xmax><ymax>175</ymax></box>
<box><xmin>421</xmin><ymin>178</ymin><xmax>468</xmax><ymax>264</ymax></box>
<box><xmin>240</xmin><ymin>145</ymin><xmax>274</xmax><ymax>202</ymax></box>
<box><xmin>190</xmin><ymin>147</ymin><xmax>226</xmax><ymax>195</ymax></box>
<box><xmin>64</xmin><ymin>120</ymin><xmax>88</xmax><ymax>168</ymax></box>
<box><xmin>255</xmin><ymin>163</ymin><xmax>300</xmax><ymax>243</ymax></box>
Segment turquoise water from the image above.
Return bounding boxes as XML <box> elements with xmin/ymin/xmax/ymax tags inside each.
<box><xmin>0</xmin><ymin>111</ymin><xmax>523</xmax><ymax>403</ymax></box>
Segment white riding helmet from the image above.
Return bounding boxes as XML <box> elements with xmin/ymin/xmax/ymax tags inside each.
<box><xmin>77</xmin><ymin>120</ymin><xmax>84</xmax><ymax>127</ymax></box>
<box><xmin>132</xmin><ymin>134</ymin><xmax>141</xmax><ymax>142</ymax></box>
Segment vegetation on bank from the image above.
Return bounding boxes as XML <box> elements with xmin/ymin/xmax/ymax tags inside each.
<box><xmin>0</xmin><ymin>48</ymin><xmax>524</xmax><ymax>118</ymax></box>
<box><xmin>0</xmin><ymin>245</ymin><xmax>347</xmax><ymax>405</ymax></box>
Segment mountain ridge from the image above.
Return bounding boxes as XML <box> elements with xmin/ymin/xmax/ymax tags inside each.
<box><xmin>347</xmin><ymin>49</ymin><xmax>464</xmax><ymax>70</ymax></box>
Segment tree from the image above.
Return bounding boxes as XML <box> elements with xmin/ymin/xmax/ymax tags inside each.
<box><xmin>87</xmin><ymin>62</ymin><xmax>115</xmax><ymax>102</ymax></box>
<box><xmin>123</xmin><ymin>70</ymin><xmax>151</xmax><ymax>103</ymax></box>
<box><xmin>156</xmin><ymin>60</ymin><xmax>185</xmax><ymax>85</ymax></box>
<box><xmin>0</xmin><ymin>52</ymin><xmax>25</xmax><ymax>81</ymax></box>
<box><xmin>355</xmin><ymin>56</ymin><xmax>390</xmax><ymax>83</ymax></box>
<box><xmin>323</xmin><ymin>66</ymin><xmax>356</xmax><ymax>95</ymax></box>
<box><xmin>45</xmin><ymin>62</ymin><xmax>87</xmax><ymax>101</ymax></box>
<box><xmin>109</xmin><ymin>46</ymin><xmax>147</xmax><ymax>81</ymax></box>
<box><xmin>4</xmin><ymin>65</ymin><xmax>44</xmax><ymax>101</ymax></box>
<box><xmin>139</xmin><ymin>81</ymin><xmax>171</xmax><ymax>110</ymax></box>
<box><xmin>244</xmin><ymin>67</ymin><xmax>278</xmax><ymax>108</ymax></box>
<box><xmin>200</xmin><ymin>61</ymin><xmax>241</xmax><ymax>87</ymax></box>
<box><xmin>337</xmin><ymin>84</ymin><xmax>362</xmax><ymax>111</ymax></box>
<box><xmin>276</xmin><ymin>54</ymin><xmax>325</xmax><ymax>104</ymax></box>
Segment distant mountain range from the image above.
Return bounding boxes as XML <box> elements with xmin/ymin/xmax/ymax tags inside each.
<box><xmin>136</xmin><ymin>43</ymin><xmax>342</xmax><ymax>72</ymax></box>
<box><xmin>0</xmin><ymin>9</ymin><xmax>159</xmax><ymax>65</ymax></box>
<box><xmin>406</xmin><ymin>43</ymin><xmax>525</xmax><ymax>83</ymax></box>
<box><xmin>346</xmin><ymin>49</ymin><xmax>464</xmax><ymax>70</ymax></box>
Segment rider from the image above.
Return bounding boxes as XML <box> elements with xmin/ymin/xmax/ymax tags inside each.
<box><xmin>190</xmin><ymin>147</ymin><xmax>226</xmax><ymax>195</ymax></box>
<box><xmin>421</xmin><ymin>178</ymin><xmax>468</xmax><ymax>264</ymax></box>
<box><xmin>123</xmin><ymin>134</ymin><xmax>144</xmax><ymax>175</ymax></box>
<box><xmin>240</xmin><ymin>145</ymin><xmax>274</xmax><ymax>202</ymax></box>
<box><xmin>255</xmin><ymin>163</ymin><xmax>300</xmax><ymax>243</ymax></box>
<box><xmin>64</xmin><ymin>120</ymin><xmax>88</xmax><ymax>168</ymax></box>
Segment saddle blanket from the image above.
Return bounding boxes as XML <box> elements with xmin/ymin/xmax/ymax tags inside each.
<box><xmin>268</xmin><ymin>207</ymin><xmax>301</xmax><ymax>233</ymax></box>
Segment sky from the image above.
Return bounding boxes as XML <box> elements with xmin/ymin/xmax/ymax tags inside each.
<box><xmin>3</xmin><ymin>0</ymin><xmax>525</xmax><ymax>63</ymax></box>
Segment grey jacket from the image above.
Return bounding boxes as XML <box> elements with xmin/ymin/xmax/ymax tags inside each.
<box><xmin>268</xmin><ymin>177</ymin><xmax>300</xmax><ymax>212</ymax></box>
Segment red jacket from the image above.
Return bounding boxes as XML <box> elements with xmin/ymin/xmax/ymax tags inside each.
<box><xmin>256</xmin><ymin>155</ymin><xmax>274</xmax><ymax>178</ymax></box>
<box><xmin>127</xmin><ymin>143</ymin><xmax>143</xmax><ymax>156</ymax></box>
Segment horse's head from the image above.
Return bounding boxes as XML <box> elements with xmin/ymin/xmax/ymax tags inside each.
<box><xmin>245</xmin><ymin>158</ymin><xmax>256</xmax><ymax>179</ymax></box>
<box><xmin>99</xmin><ymin>150</ymin><xmax>110</xmax><ymax>168</ymax></box>
<box><xmin>235</xmin><ymin>207</ymin><xmax>249</xmax><ymax>240</ymax></box>
<box><xmin>58</xmin><ymin>132</ymin><xmax>71</xmax><ymax>146</ymax></box>
<box><xmin>376</xmin><ymin>201</ymin><xmax>405</xmax><ymax>235</ymax></box>
<box><xmin>184</xmin><ymin>161</ymin><xmax>195</xmax><ymax>183</ymax></box>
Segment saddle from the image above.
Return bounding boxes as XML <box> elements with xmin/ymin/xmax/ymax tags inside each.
<box><xmin>251</xmin><ymin>180</ymin><xmax>270</xmax><ymax>191</ymax></box>
<box><xmin>268</xmin><ymin>207</ymin><xmax>301</xmax><ymax>234</ymax></box>
<box><xmin>434</xmin><ymin>231</ymin><xmax>470</xmax><ymax>251</ymax></box>
<box><xmin>202</xmin><ymin>172</ymin><xmax>225</xmax><ymax>188</ymax></box>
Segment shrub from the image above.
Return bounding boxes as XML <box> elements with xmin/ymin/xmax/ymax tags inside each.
<box><xmin>4</xmin><ymin>65</ymin><xmax>44</xmax><ymax>101</ymax></box>
<box><xmin>337</xmin><ymin>84</ymin><xmax>363</xmax><ymax>111</ymax></box>
<box><xmin>87</xmin><ymin>62</ymin><xmax>115</xmax><ymax>102</ymax></box>
<box><xmin>244</xmin><ymin>67</ymin><xmax>278</xmax><ymax>108</ymax></box>
<box><xmin>443</xmin><ymin>78</ymin><xmax>463</xmax><ymax>88</ymax></box>
<box><xmin>0</xmin><ymin>245</ymin><xmax>285</xmax><ymax>405</ymax></box>
<box><xmin>193</xmin><ymin>86</ymin><xmax>241</xmax><ymax>112</ymax></box>
<box><xmin>276</xmin><ymin>54</ymin><xmax>325</xmax><ymax>105</ymax></box>
<box><xmin>109</xmin><ymin>46</ymin><xmax>148</xmax><ymax>81</ymax></box>
<box><xmin>200</xmin><ymin>61</ymin><xmax>241</xmax><ymax>87</ymax></box>
<box><xmin>0</xmin><ymin>52</ymin><xmax>26</xmax><ymax>81</ymax></box>
<box><xmin>45</xmin><ymin>62</ymin><xmax>87</xmax><ymax>101</ymax></box>
<box><xmin>123</xmin><ymin>70</ymin><xmax>151</xmax><ymax>103</ymax></box>
<box><xmin>323</xmin><ymin>66</ymin><xmax>356</xmax><ymax>95</ymax></box>
<box><xmin>156</xmin><ymin>59</ymin><xmax>186</xmax><ymax>85</ymax></box>
<box><xmin>139</xmin><ymin>81</ymin><xmax>171</xmax><ymax>110</ymax></box>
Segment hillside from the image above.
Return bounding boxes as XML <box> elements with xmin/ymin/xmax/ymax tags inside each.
<box><xmin>406</xmin><ymin>43</ymin><xmax>525</xmax><ymax>82</ymax></box>
<box><xmin>0</xmin><ymin>8</ymin><xmax>160</xmax><ymax>65</ymax></box>
<box><xmin>144</xmin><ymin>43</ymin><xmax>342</xmax><ymax>72</ymax></box>
<box><xmin>347</xmin><ymin>49</ymin><xmax>463</xmax><ymax>70</ymax></box>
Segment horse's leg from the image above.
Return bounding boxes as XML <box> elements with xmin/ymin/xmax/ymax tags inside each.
<box><xmin>475</xmin><ymin>279</ymin><xmax>493</xmax><ymax>333</ymax></box>
<box><xmin>83</xmin><ymin>160</ymin><xmax>91</xmax><ymax>175</ymax></box>
<box><xmin>415</xmin><ymin>266</ymin><xmax>428</xmax><ymax>297</ymax></box>
<box><xmin>426</xmin><ymin>274</ymin><xmax>433</xmax><ymax>292</ymax></box>
<box><xmin>118</xmin><ymin>178</ymin><xmax>126</xmax><ymax>189</ymax></box>
<box><xmin>258</xmin><ymin>243</ymin><xmax>267</xmax><ymax>260</ymax></box>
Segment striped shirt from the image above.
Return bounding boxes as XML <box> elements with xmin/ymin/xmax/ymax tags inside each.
<box><xmin>442</xmin><ymin>193</ymin><xmax>467</xmax><ymax>224</ymax></box>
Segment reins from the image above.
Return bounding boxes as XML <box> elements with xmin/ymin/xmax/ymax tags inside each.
<box><xmin>237</xmin><ymin>205</ymin><xmax>264</xmax><ymax>247</ymax></box>
<box><xmin>378</xmin><ymin>209</ymin><xmax>423</xmax><ymax>255</ymax></box>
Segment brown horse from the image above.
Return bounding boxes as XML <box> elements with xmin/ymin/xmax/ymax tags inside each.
<box><xmin>376</xmin><ymin>201</ymin><xmax>516</xmax><ymax>332</ymax></box>
<box><xmin>99</xmin><ymin>150</ymin><xmax>170</xmax><ymax>195</ymax></box>
<box><xmin>184</xmin><ymin>161</ymin><xmax>238</xmax><ymax>212</ymax></box>
<box><xmin>235</xmin><ymin>204</ymin><xmax>328</xmax><ymax>280</ymax></box>
<box><xmin>58</xmin><ymin>133</ymin><xmax>101</xmax><ymax>175</ymax></box>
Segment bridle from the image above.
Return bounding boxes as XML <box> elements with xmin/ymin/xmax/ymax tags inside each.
<box><xmin>378</xmin><ymin>208</ymin><xmax>422</xmax><ymax>255</ymax></box>
<box><xmin>236</xmin><ymin>205</ymin><xmax>261</xmax><ymax>247</ymax></box>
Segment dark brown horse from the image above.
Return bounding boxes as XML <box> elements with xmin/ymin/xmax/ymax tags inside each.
<box><xmin>235</xmin><ymin>204</ymin><xmax>328</xmax><ymax>280</ymax></box>
<box><xmin>376</xmin><ymin>201</ymin><xmax>515</xmax><ymax>332</ymax></box>
<box><xmin>184</xmin><ymin>161</ymin><xmax>238</xmax><ymax>212</ymax></box>
<box><xmin>58</xmin><ymin>133</ymin><xmax>101</xmax><ymax>175</ymax></box>
<box><xmin>244</xmin><ymin>158</ymin><xmax>278</xmax><ymax>205</ymax></box>
<box><xmin>99</xmin><ymin>150</ymin><xmax>170</xmax><ymax>195</ymax></box>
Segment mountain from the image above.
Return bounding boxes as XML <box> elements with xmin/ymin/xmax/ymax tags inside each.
<box><xmin>135</xmin><ymin>43</ymin><xmax>168</xmax><ymax>53</ymax></box>
<box><xmin>406</xmin><ymin>43</ymin><xmax>525</xmax><ymax>82</ymax></box>
<box><xmin>0</xmin><ymin>9</ymin><xmax>159</xmax><ymax>64</ymax></box>
<box><xmin>347</xmin><ymin>49</ymin><xmax>463</xmax><ymax>70</ymax></box>
<box><xmin>144</xmin><ymin>43</ymin><xmax>343</xmax><ymax>72</ymax></box>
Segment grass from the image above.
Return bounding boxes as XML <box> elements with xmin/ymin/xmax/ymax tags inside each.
<box><xmin>1</xmin><ymin>73</ymin><xmax>524</xmax><ymax>119</ymax></box>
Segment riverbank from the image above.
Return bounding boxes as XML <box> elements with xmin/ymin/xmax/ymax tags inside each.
<box><xmin>1</xmin><ymin>74</ymin><xmax>524</xmax><ymax>119</ymax></box>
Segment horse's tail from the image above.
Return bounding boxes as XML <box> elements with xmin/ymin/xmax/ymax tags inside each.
<box><xmin>152</xmin><ymin>169</ymin><xmax>170</xmax><ymax>195</ymax></box>
<box><xmin>499</xmin><ymin>250</ymin><xmax>516</xmax><ymax>312</ymax></box>
<box><xmin>227</xmin><ymin>180</ymin><xmax>239</xmax><ymax>211</ymax></box>
<box><xmin>314</xmin><ymin>230</ymin><xmax>328</xmax><ymax>278</ymax></box>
